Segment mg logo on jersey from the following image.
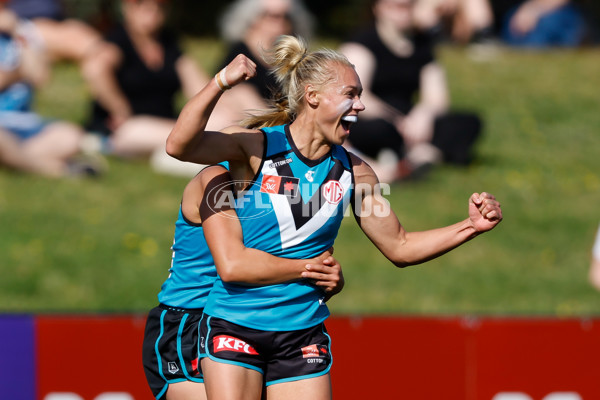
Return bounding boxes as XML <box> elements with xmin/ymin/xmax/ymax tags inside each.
<box><xmin>214</xmin><ymin>335</ymin><xmax>259</xmax><ymax>355</ymax></box>
<box><xmin>323</xmin><ymin>180</ymin><xmax>344</xmax><ymax>204</ymax></box>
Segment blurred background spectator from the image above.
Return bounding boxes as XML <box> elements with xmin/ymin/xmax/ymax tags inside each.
<box><xmin>81</xmin><ymin>0</ymin><xmax>245</xmax><ymax>177</ymax></box>
<box><xmin>0</xmin><ymin>4</ymin><xmax>102</xmax><ymax>177</ymax></box>
<box><xmin>339</xmin><ymin>0</ymin><xmax>482</xmax><ymax>182</ymax></box>
<box><xmin>4</xmin><ymin>0</ymin><xmax>110</xmax><ymax>79</ymax></box>
<box><xmin>216</xmin><ymin>0</ymin><xmax>315</xmax><ymax>108</ymax></box>
<box><xmin>589</xmin><ymin>223</ymin><xmax>600</xmax><ymax>291</ymax></box>
<box><xmin>499</xmin><ymin>0</ymin><xmax>588</xmax><ymax>47</ymax></box>
<box><xmin>413</xmin><ymin>0</ymin><xmax>495</xmax><ymax>44</ymax></box>
<box><xmin>3</xmin><ymin>0</ymin><xmax>597</xmax><ymax>179</ymax></box>
<box><xmin>489</xmin><ymin>0</ymin><xmax>599</xmax><ymax>47</ymax></box>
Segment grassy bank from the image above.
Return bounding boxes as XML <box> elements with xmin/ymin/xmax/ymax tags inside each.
<box><xmin>1</xmin><ymin>39</ymin><xmax>599</xmax><ymax>315</ymax></box>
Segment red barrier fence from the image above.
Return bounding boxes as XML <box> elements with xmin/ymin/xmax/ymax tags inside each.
<box><xmin>1</xmin><ymin>315</ymin><xmax>598</xmax><ymax>399</ymax></box>
<box><xmin>326</xmin><ymin>316</ymin><xmax>599</xmax><ymax>399</ymax></box>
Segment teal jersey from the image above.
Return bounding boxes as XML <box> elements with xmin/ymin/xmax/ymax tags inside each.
<box><xmin>204</xmin><ymin>124</ymin><xmax>354</xmax><ymax>331</ymax></box>
<box><xmin>157</xmin><ymin>207</ymin><xmax>217</xmax><ymax>309</ymax></box>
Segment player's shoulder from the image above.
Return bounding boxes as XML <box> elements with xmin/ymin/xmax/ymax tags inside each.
<box><xmin>181</xmin><ymin>165</ymin><xmax>232</xmax><ymax>222</ymax></box>
<box><xmin>347</xmin><ymin>151</ymin><xmax>379</xmax><ymax>185</ymax></box>
<box><xmin>197</xmin><ymin>165</ymin><xmax>230</xmax><ymax>184</ymax></box>
<box><xmin>220</xmin><ymin>124</ymin><xmax>261</xmax><ymax>135</ymax></box>
<box><xmin>347</xmin><ymin>151</ymin><xmax>370</xmax><ymax>172</ymax></box>
<box><xmin>183</xmin><ymin>165</ymin><xmax>228</xmax><ymax>196</ymax></box>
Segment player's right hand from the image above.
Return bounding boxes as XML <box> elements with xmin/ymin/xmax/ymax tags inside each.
<box><xmin>223</xmin><ymin>54</ymin><xmax>257</xmax><ymax>87</ymax></box>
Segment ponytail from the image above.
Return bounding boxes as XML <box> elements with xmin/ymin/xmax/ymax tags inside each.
<box><xmin>242</xmin><ymin>35</ymin><xmax>353</xmax><ymax>129</ymax></box>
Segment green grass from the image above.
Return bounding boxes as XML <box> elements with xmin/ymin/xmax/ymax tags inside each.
<box><xmin>1</xmin><ymin>40</ymin><xmax>599</xmax><ymax>316</ymax></box>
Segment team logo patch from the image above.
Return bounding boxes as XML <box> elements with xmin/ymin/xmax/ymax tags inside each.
<box><xmin>322</xmin><ymin>180</ymin><xmax>344</xmax><ymax>204</ymax></box>
<box><xmin>260</xmin><ymin>175</ymin><xmax>299</xmax><ymax>197</ymax></box>
<box><xmin>213</xmin><ymin>335</ymin><xmax>259</xmax><ymax>355</ymax></box>
<box><xmin>167</xmin><ymin>361</ymin><xmax>179</xmax><ymax>374</ymax></box>
<box><xmin>305</xmin><ymin>170</ymin><xmax>315</xmax><ymax>182</ymax></box>
<box><xmin>301</xmin><ymin>344</ymin><xmax>329</xmax><ymax>358</ymax></box>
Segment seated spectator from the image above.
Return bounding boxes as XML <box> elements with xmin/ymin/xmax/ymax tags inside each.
<box><xmin>82</xmin><ymin>0</ymin><xmax>243</xmax><ymax>177</ymax></box>
<box><xmin>413</xmin><ymin>0</ymin><xmax>495</xmax><ymax>43</ymax></box>
<box><xmin>339</xmin><ymin>0</ymin><xmax>482</xmax><ymax>182</ymax></box>
<box><xmin>0</xmin><ymin>5</ymin><xmax>102</xmax><ymax>178</ymax></box>
<box><xmin>500</xmin><ymin>0</ymin><xmax>588</xmax><ymax>47</ymax></box>
<box><xmin>5</xmin><ymin>0</ymin><xmax>110</xmax><ymax>73</ymax></box>
<box><xmin>217</xmin><ymin>0</ymin><xmax>315</xmax><ymax>106</ymax></box>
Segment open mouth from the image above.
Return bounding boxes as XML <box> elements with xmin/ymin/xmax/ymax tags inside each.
<box><xmin>341</xmin><ymin>115</ymin><xmax>357</xmax><ymax>131</ymax></box>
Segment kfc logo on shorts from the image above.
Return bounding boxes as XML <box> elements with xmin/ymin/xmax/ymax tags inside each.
<box><xmin>322</xmin><ymin>180</ymin><xmax>344</xmax><ymax>204</ymax></box>
<box><xmin>214</xmin><ymin>335</ymin><xmax>259</xmax><ymax>355</ymax></box>
<box><xmin>301</xmin><ymin>344</ymin><xmax>329</xmax><ymax>358</ymax></box>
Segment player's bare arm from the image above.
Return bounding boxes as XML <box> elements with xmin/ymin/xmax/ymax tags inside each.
<box><xmin>350</xmin><ymin>153</ymin><xmax>502</xmax><ymax>268</ymax></box>
<box><xmin>166</xmin><ymin>54</ymin><xmax>257</xmax><ymax>164</ymax></box>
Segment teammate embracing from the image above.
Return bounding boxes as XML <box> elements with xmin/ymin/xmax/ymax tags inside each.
<box><xmin>142</xmin><ymin>163</ymin><xmax>345</xmax><ymax>400</ymax></box>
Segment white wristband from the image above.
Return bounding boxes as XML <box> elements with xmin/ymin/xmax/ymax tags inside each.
<box><xmin>219</xmin><ymin>67</ymin><xmax>231</xmax><ymax>89</ymax></box>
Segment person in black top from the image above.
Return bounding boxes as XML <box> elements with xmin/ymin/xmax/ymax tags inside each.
<box><xmin>339</xmin><ymin>0</ymin><xmax>482</xmax><ymax>182</ymax></box>
<box><xmin>85</xmin><ymin>21</ymin><xmax>183</xmax><ymax>136</ymax></box>
<box><xmin>82</xmin><ymin>0</ymin><xmax>245</xmax><ymax>176</ymax></box>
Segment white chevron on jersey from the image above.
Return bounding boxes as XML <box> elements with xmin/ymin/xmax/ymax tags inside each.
<box><xmin>260</xmin><ymin>161</ymin><xmax>352</xmax><ymax>249</ymax></box>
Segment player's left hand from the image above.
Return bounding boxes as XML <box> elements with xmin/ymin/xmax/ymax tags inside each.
<box><xmin>469</xmin><ymin>192</ymin><xmax>502</xmax><ymax>233</ymax></box>
<box><xmin>302</xmin><ymin>256</ymin><xmax>345</xmax><ymax>299</ymax></box>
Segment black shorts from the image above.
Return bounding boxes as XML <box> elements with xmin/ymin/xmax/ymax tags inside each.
<box><xmin>142</xmin><ymin>304</ymin><xmax>204</xmax><ymax>399</ymax></box>
<box><xmin>200</xmin><ymin>315</ymin><xmax>332</xmax><ymax>386</ymax></box>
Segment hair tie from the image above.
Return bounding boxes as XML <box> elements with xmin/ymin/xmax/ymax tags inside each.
<box><xmin>298</xmin><ymin>49</ymin><xmax>308</xmax><ymax>64</ymax></box>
